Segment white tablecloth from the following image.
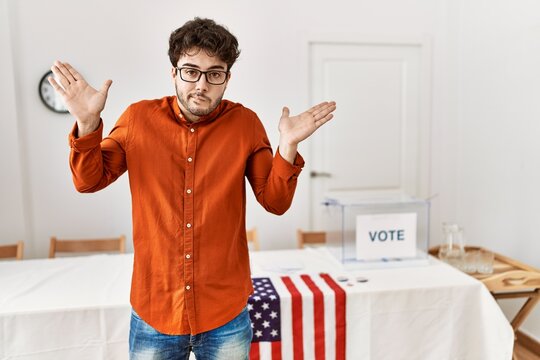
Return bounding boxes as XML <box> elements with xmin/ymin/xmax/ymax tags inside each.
<box><xmin>0</xmin><ymin>248</ymin><xmax>514</xmax><ymax>359</ymax></box>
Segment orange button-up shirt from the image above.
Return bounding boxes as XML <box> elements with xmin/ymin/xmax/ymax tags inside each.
<box><xmin>69</xmin><ymin>96</ymin><xmax>304</xmax><ymax>335</ymax></box>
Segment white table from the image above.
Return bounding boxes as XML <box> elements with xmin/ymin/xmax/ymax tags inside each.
<box><xmin>0</xmin><ymin>248</ymin><xmax>514</xmax><ymax>359</ymax></box>
<box><xmin>0</xmin><ymin>254</ymin><xmax>131</xmax><ymax>360</ymax></box>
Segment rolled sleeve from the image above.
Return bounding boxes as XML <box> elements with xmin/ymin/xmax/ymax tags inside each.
<box><xmin>273</xmin><ymin>148</ymin><xmax>305</xmax><ymax>181</ymax></box>
<box><xmin>69</xmin><ymin>121</ymin><xmax>104</xmax><ymax>152</ymax></box>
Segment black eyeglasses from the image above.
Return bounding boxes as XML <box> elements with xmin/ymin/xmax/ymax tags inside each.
<box><xmin>176</xmin><ymin>67</ymin><xmax>229</xmax><ymax>85</ymax></box>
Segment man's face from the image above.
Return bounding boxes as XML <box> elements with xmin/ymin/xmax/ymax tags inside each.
<box><xmin>171</xmin><ymin>48</ymin><xmax>230</xmax><ymax>122</ymax></box>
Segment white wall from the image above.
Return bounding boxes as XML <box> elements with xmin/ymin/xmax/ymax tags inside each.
<box><xmin>2</xmin><ymin>0</ymin><xmax>539</xmax><ymax>341</ymax></box>
<box><xmin>0</xmin><ymin>0</ymin><xmax>27</xmax><ymax>247</ymax></box>
<box><xmin>1</xmin><ymin>0</ymin><xmax>455</xmax><ymax>255</ymax></box>
<box><xmin>454</xmin><ymin>0</ymin><xmax>540</xmax><ymax>340</ymax></box>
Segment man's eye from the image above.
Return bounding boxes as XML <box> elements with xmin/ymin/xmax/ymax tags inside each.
<box><xmin>183</xmin><ymin>69</ymin><xmax>199</xmax><ymax>77</ymax></box>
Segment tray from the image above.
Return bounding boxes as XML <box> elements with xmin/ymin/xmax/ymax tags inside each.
<box><xmin>429</xmin><ymin>245</ymin><xmax>540</xmax><ymax>293</ymax></box>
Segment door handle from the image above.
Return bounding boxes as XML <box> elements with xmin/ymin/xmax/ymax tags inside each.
<box><xmin>310</xmin><ymin>171</ymin><xmax>332</xmax><ymax>178</ymax></box>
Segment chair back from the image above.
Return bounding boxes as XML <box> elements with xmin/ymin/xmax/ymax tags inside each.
<box><xmin>297</xmin><ymin>229</ymin><xmax>326</xmax><ymax>249</ymax></box>
<box><xmin>49</xmin><ymin>235</ymin><xmax>126</xmax><ymax>258</ymax></box>
<box><xmin>246</xmin><ymin>228</ymin><xmax>260</xmax><ymax>251</ymax></box>
<box><xmin>0</xmin><ymin>241</ymin><xmax>24</xmax><ymax>260</ymax></box>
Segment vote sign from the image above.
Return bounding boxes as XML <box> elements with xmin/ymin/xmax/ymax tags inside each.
<box><xmin>355</xmin><ymin>212</ymin><xmax>417</xmax><ymax>260</ymax></box>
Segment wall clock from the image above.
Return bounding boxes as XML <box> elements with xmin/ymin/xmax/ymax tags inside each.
<box><xmin>39</xmin><ymin>70</ymin><xmax>69</xmax><ymax>113</ymax></box>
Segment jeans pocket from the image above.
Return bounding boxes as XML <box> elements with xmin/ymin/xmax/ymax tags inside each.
<box><xmin>131</xmin><ymin>308</ymin><xmax>142</xmax><ymax>320</ymax></box>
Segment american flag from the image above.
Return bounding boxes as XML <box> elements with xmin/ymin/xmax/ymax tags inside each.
<box><xmin>248</xmin><ymin>274</ymin><xmax>346</xmax><ymax>360</ymax></box>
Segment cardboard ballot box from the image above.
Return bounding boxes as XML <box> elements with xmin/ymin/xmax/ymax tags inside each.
<box><xmin>323</xmin><ymin>192</ymin><xmax>430</xmax><ymax>269</ymax></box>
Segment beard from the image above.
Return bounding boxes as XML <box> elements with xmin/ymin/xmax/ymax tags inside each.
<box><xmin>175</xmin><ymin>85</ymin><xmax>223</xmax><ymax>119</ymax></box>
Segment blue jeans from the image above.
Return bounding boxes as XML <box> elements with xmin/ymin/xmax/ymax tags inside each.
<box><xmin>129</xmin><ymin>307</ymin><xmax>252</xmax><ymax>360</ymax></box>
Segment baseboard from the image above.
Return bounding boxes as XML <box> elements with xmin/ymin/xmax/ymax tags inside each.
<box><xmin>517</xmin><ymin>330</ymin><xmax>540</xmax><ymax>355</ymax></box>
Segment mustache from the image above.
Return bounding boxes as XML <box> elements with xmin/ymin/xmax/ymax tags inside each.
<box><xmin>189</xmin><ymin>92</ymin><xmax>211</xmax><ymax>101</ymax></box>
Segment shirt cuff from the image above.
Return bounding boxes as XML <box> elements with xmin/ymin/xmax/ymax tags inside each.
<box><xmin>274</xmin><ymin>148</ymin><xmax>305</xmax><ymax>180</ymax></box>
<box><xmin>68</xmin><ymin>121</ymin><xmax>103</xmax><ymax>152</ymax></box>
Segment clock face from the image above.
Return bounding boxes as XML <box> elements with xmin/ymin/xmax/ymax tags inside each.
<box><xmin>39</xmin><ymin>70</ymin><xmax>69</xmax><ymax>113</ymax></box>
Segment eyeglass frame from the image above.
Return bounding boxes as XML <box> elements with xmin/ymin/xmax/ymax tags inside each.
<box><xmin>175</xmin><ymin>67</ymin><xmax>229</xmax><ymax>85</ymax></box>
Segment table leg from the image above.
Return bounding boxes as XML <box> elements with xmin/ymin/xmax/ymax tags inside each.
<box><xmin>492</xmin><ymin>289</ymin><xmax>540</xmax><ymax>360</ymax></box>
<box><xmin>510</xmin><ymin>290</ymin><xmax>540</xmax><ymax>331</ymax></box>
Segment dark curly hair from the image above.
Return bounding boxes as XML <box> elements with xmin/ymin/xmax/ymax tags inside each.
<box><xmin>168</xmin><ymin>18</ymin><xmax>240</xmax><ymax>71</ymax></box>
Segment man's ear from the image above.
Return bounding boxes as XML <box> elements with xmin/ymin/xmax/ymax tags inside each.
<box><xmin>171</xmin><ymin>67</ymin><xmax>177</xmax><ymax>79</ymax></box>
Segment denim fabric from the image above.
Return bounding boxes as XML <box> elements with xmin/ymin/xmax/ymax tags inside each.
<box><xmin>129</xmin><ymin>307</ymin><xmax>252</xmax><ymax>360</ymax></box>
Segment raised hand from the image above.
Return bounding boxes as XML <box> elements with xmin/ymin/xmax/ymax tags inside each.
<box><xmin>278</xmin><ymin>101</ymin><xmax>336</xmax><ymax>163</ymax></box>
<box><xmin>279</xmin><ymin>101</ymin><xmax>336</xmax><ymax>145</ymax></box>
<box><xmin>49</xmin><ymin>61</ymin><xmax>112</xmax><ymax>137</ymax></box>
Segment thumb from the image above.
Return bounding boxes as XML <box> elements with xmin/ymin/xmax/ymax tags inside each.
<box><xmin>281</xmin><ymin>106</ymin><xmax>290</xmax><ymax>118</ymax></box>
<box><xmin>100</xmin><ymin>79</ymin><xmax>113</xmax><ymax>95</ymax></box>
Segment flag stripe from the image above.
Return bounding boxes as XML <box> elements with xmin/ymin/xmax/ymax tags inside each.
<box><xmin>293</xmin><ymin>276</ymin><xmax>314</xmax><ymax>360</ymax></box>
<box><xmin>260</xmin><ymin>342</ymin><xmax>273</xmax><ymax>360</ymax></box>
<box><xmin>301</xmin><ymin>274</ymin><xmax>326</xmax><ymax>360</ymax></box>
<box><xmin>272</xmin><ymin>341</ymin><xmax>282</xmax><ymax>360</ymax></box>
<box><xmin>281</xmin><ymin>276</ymin><xmax>304</xmax><ymax>360</ymax></box>
<box><xmin>250</xmin><ymin>341</ymin><xmax>260</xmax><ymax>360</ymax></box>
<box><xmin>271</xmin><ymin>277</ymin><xmax>292</xmax><ymax>359</ymax></box>
<box><xmin>320</xmin><ymin>273</ymin><xmax>346</xmax><ymax>360</ymax></box>
<box><xmin>311</xmin><ymin>274</ymin><xmax>337</xmax><ymax>360</ymax></box>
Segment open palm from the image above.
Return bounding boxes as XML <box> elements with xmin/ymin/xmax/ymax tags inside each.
<box><xmin>278</xmin><ymin>101</ymin><xmax>336</xmax><ymax>145</ymax></box>
<box><xmin>49</xmin><ymin>61</ymin><xmax>112</xmax><ymax>133</ymax></box>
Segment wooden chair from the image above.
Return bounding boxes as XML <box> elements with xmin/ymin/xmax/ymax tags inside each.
<box><xmin>246</xmin><ymin>228</ymin><xmax>260</xmax><ymax>251</ymax></box>
<box><xmin>0</xmin><ymin>241</ymin><xmax>24</xmax><ymax>260</ymax></box>
<box><xmin>296</xmin><ymin>229</ymin><xmax>326</xmax><ymax>249</ymax></box>
<box><xmin>49</xmin><ymin>235</ymin><xmax>126</xmax><ymax>258</ymax></box>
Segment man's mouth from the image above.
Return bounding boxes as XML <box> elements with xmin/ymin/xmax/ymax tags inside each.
<box><xmin>190</xmin><ymin>94</ymin><xmax>210</xmax><ymax>102</ymax></box>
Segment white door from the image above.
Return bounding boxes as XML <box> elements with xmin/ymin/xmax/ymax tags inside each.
<box><xmin>309</xmin><ymin>41</ymin><xmax>431</xmax><ymax>229</ymax></box>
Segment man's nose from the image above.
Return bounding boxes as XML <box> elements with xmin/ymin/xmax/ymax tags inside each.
<box><xmin>195</xmin><ymin>73</ymin><xmax>209</xmax><ymax>91</ymax></box>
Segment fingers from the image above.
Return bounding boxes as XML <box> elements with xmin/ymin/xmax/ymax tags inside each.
<box><xmin>315</xmin><ymin>113</ymin><xmax>334</xmax><ymax>128</ymax></box>
<box><xmin>281</xmin><ymin>106</ymin><xmax>290</xmax><ymax>118</ymax></box>
<box><xmin>50</xmin><ymin>60</ymin><xmax>82</xmax><ymax>90</ymax></box>
<box><xmin>311</xmin><ymin>101</ymin><xmax>336</xmax><ymax>117</ymax></box>
<box><xmin>54</xmin><ymin>60</ymin><xmax>78</xmax><ymax>83</ymax></box>
<box><xmin>311</xmin><ymin>101</ymin><xmax>336</xmax><ymax>127</ymax></box>
<box><xmin>307</xmin><ymin>101</ymin><xmax>327</xmax><ymax>111</ymax></box>
<box><xmin>307</xmin><ymin>102</ymin><xmax>337</xmax><ymax>127</ymax></box>
<box><xmin>47</xmin><ymin>76</ymin><xmax>66</xmax><ymax>96</ymax></box>
<box><xmin>63</xmin><ymin>62</ymin><xmax>82</xmax><ymax>81</ymax></box>
<box><xmin>307</xmin><ymin>101</ymin><xmax>336</xmax><ymax>114</ymax></box>
<box><xmin>308</xmin><ymin>101</ymin><xmax>336</xmax><ymax>130</ymax></box>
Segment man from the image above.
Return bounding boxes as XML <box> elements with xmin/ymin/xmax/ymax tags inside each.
<box><xmin>49</xmin><ymin>17</ymin><xmax>336</xmax><ymax>359</ymax></box>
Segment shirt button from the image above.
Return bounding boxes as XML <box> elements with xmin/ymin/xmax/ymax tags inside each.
<box><xmin>190</xmin><ymin>128</ymin><xmax>195</xmax><ymax>133</ymax></box>
<box><xmin>186</xmin><ymin>223</ymin><xmax>192</xmax><ymax>228</ymax></box>
<box><xmin>186</xmin><ymin>254</ymin><xmax>191</xmax><ymax>259</ymax></box>
<box><xmin>186</xmin><ymin>285</ymin><xmax>191</xmax><ymax>290</ymax></box>
<box><xmin>187</xmin><ymin>157</ymin><xmax>193</xmax><ymax>162</ymax></box>
<box><xmin>186</xmin><ymin>189</ymin><xmax>192</xmax><ymax>194</ymax></box>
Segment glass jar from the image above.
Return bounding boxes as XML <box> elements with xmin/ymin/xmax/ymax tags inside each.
<box><xmin>438</xmin><ymin>223</ymin><xmax>465</xmax><ymax>269</ymax></box>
